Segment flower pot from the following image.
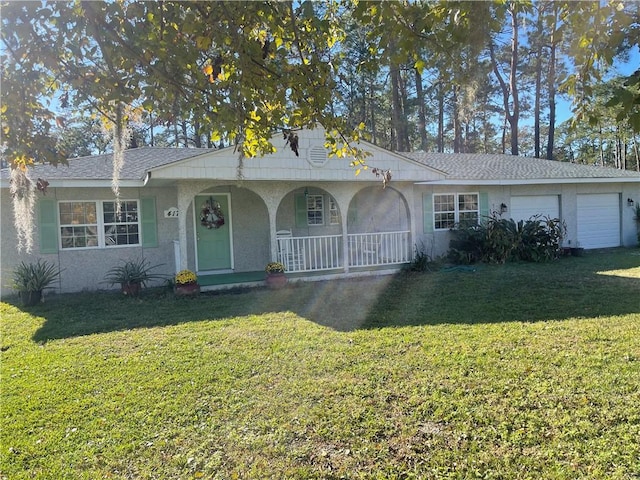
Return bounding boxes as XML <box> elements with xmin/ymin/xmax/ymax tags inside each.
<box><xmin>174</xmin><ymin>283</ymin><xmax>201</xmax><ymax>297</ymax></box>
<box><xmin>20</xmin><ymin>290</ymin><xmax>42</xmax><ymax>306</ymax></box>
<box><xmin>121</xmin><ymin>282</ymin><xmax>142</xmax><ymax>296</ymax></box>
<box><xmin>266</xmin><ymin>272</ymin><xmax>287</xmax><ymax>289</ymax></box>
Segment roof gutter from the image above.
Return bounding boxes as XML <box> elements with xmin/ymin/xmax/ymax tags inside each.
<box><xmin>0</xmin><ymin>179</ymin><xmax>146</xmax><ymax>189</ymax></box>
<box><xmin>415</xmin><ymin>177</ymin><xmax>640</xmax><ymax>186</ymax></box>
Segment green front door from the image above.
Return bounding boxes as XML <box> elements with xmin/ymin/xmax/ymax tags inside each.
<box><xmin>195</xmin><ymin>194</ymin><xmax>232</xmax><ymax>271</ymax></box>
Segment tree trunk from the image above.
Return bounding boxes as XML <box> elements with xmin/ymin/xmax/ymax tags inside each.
<box><xmin>391</xmin><ymin>66</ymin><xmax>404</xmax><ymax>151</ymax></box>
<box><xmin>437</xmin><ymin>83</ymin><xmax>444</xmax><ymax>153</ymax></box>
<box><xmin>193</xmin><ymin>118</ymin><xmax>202</xmax><ymax>148</ymax></box>
<box><xmin>534</xmin><ymin>9</ymin><xmax>543</xmax><ymax>158</ymax></box>
<box><xmin>453</xmin><ymin>85</ymin><xmax>462</xmax><ymax>153</ymax></box>
<box><xmin>509</xmin><ymin>4</ymin><xmax>520</xmax><ymax>156</ymax></box>
<box><xmin>415</xmin><ymin>68</ymin><xmax>428</xmax><ymax>151</ymax></box>
<box><xmin>489</xmin><ymin>3</ymin><xmax>520</xmax><ymax>156</ymax></box>
<box><xmin>546</xmin><ymin>4</ymin><xmax>559</xmax><ymax>160</ymax></box>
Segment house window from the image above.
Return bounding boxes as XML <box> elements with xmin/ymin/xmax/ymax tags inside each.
<box><xmin>433</xmin><ymin>193</ymin><xmax>479</xmax><ymax>230</ymax></box>
<box><xmin>103</xmin><ymin>201</ymin><xmax>139</xmax><ymax>246</ymax></box>
<box><xmin>59</xmin><ymin>200</ymin><xmax>140</xmax><ymax>249</ymax></box>
<box><xmin>59</xmin><ymin>202</ymin><xmax>99</xmax><ymax>249</ymax></box>
<box><xmin>329</xmin><ymin>198</ymin><xmax>339</xmax><ymax>225</ymax></box>
<box><xmin>307</xmin><ymin>195</ymin><xmax>324</xmax><ymax>225</ymax></box>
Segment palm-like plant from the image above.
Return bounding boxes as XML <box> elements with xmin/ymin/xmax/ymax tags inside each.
<box><xmin>12</xmin><ymin>259</ymin><xmax>61</xmax><ymax>292</ymax></box>
<box><xmin>104</xmin><ymin>257</ymin><xmax>164</xmax><ymax>295</ymax></box>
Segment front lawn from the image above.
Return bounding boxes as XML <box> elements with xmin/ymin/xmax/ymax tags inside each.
<box><xmin>1</xmin><ymin>250</ymin><xmax>639</xmax><ymax>479</ymax></box>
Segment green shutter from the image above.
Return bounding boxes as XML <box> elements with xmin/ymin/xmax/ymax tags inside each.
<box><xmin>479</xmin><ymin>192</ymin><xmax>489</xmax><ymax>224</ymax></box>
<box><xmin>294</xmin><ymin>194</ymin><xmax>307</xmax><ymax>228</ymax></box>
<box><xmin>140</xmin><ymin>197</ymin><xmax>158</xmax><ymax>247</ymax></box>
<box><xmin>423</xmin><ymin>193</ymin><xmax>434</xmax><ymax>234</ymax></box>
<box><xmin>38</xmin><ymin>198</ymin><xmax>58</xmax><ymax>253</ymax></box>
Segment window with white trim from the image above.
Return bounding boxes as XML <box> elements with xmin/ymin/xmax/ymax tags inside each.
<box><xmin>433</xmin><ymin>193</ymin><xmax>479</xmax><ymax>230</ymax></box>
<box><xmin>307</xmin><ymin>195</ymin><xmax>324</xmax><ymax>225</ymax></box>
<box><xmin>329</xmin><ymin>198</ymin><xmax>339</xmax><ymax>225</ymax></box>
<box><xmin>103</xmin><ymin>200</ymin><xmax>140</xmax><ymax>246</ymax></box>
<box><xmin>59</xmin><ymin>200</ymin><xmax>140</xmax><ymax>249</ymax></box>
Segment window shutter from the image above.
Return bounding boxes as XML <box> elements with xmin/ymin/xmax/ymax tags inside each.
<box><xmin>140</xmin><ymin>197</ymin><xmax>158</xmax><ymax>247</ymax></box>
<box><xmin>479</xmin><ymin>192</ymin><xmax>489</xmax><ymax>224</ymax></box>
<box><xmin>294</xmin><ymin>194</ymin><xmax>307</xmax><ymax>228</ymax></box>
<box><xmin>38</xmin><ymin>198</ymin><xmax>58</xmax><ymax>253</ymax></box>
<box><xmin>423</xmin><ymin>193</ymin><xmax>434</xmax><ymax>233</ymax></box>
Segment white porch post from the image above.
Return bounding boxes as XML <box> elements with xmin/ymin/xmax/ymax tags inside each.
<box><xmin>341</xmin><ymin>206</ymin><xmax>350</xmax><ymax>273</ymax></box>
<box><xmin>176</xmin><ymin>188</ymin><xmax>191</xmax><ymax>271</ymax></box>
<box><xmin>176</xmin><ymin>181</ymin><xmax>210</xmax><ymax>272</ymax></box>
<box><xmin>247</xmin><ymin>184</ymin><xmax>287</xmax><ymax>263</ymax></box>
<box><xmin>323</xmin><ymin>186</ymin><xmax>355</xmax><ymax>274</ymax></box>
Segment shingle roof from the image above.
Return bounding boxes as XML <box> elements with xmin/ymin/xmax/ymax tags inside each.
<box><xmin>1</xmin><ymin>147</ymin><xmax>214</xmax><ymax>181</ymax></box>
<box><xmin>2</xmin><ymin>147</ymin><xmax>639</xmax><ymax>185</ymax></box>
<box><xmin>404</xmin><ymin>152</ymin><xmax>640</xmax><ymax>181</ymax></box>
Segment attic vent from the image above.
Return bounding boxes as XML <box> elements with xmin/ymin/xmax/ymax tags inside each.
<box><xmin>307</xmin><ymin>146</ymin><xmax>328</xmax><ymax>168</ymax></box>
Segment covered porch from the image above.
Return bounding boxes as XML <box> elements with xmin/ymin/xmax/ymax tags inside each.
<box><xmin>171</xmin><ymin>181</ymin><xmax>414</xmax><ymax>286</ymax></box>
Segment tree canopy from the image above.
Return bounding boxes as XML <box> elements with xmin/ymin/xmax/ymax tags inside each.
<box><xmin>1</xmin><ymin>0</ymin><xmax>639</xmax><ymax>169</ymax></box>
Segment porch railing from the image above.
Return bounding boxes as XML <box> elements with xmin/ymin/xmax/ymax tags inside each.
<box><xmin>277</xmin><ymin>234</ymin><xmax>342</xmax><ymax>272</ymax></box>
<box><xmin>347</xmin><ymin>231</ymin><xmax>411</xmax><ymax>267</ymax></box>
<box><xmin>277</xmin><ymin>231</ymin><xmax>410</xmax><ymax>273</ymax></box>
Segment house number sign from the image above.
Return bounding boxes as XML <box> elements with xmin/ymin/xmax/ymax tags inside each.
<box><xmin>164</xmin><ymin>207</ymin><xmax>179</xmax><ymax>218</ymax></box>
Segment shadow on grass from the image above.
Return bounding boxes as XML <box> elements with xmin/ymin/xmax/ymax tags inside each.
<box><xmin>14</xmin><ymin>249</ymin><xmax>640</xmax><ymax>342</ymax></box>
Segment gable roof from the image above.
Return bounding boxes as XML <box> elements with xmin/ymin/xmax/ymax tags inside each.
<box><xmin>147</xmin><ymin>129</ymin><xmax>446</xmax><ymax>183</ymax></box>
<box><xmin>405</xmin><ymin>152</ymin><xmax>640</xmax><ymax>185</ymax></box>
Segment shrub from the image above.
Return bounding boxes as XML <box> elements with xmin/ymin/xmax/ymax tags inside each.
<box><xmin>407</xmin><ymin>242</ymin><xmax>433</xmax><ymax>272</ymax></box>
<box><xmin>448</xmin><ymin>224</ymin><xmax>486</xmax><ymax>264</ymax></box>
<box><xmin>482</xmin><ymin>214</ymin><xmax>519</xmax><ymax>264</ymax></box>
<box><xmin>448</xmin><ymin>214</ymin><xmax>566</xmax><ymax>265</ymax></box>
<box><xmin>517</xmin><ymin>215</ymin><xmax>566</xmax><ymax>262</ymax></box>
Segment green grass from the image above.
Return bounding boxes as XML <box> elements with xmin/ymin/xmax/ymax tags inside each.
<box><xmin>1</xmin><ymin>249</ymin><xmax>639</xmax><ymax>479</ymax></box>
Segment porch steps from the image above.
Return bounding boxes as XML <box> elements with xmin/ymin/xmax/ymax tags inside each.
<box><xmin>198</xmin><ymin>271</ymin><xmax>265</xmax><ymax>287</ymax></box>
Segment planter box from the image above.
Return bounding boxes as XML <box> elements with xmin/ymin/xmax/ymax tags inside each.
<box><xmin>174</xmin><ymin>283</ymin><xmax>201</xmax><ymax>297</ymax></box>
<box><xmin>265</xmin><ymin>273</ymin><xmax>287</xmax><ymax>289</ymax></box>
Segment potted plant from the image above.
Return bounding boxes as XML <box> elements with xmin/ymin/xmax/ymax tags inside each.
<box><xmin>11</xmin><ymin>259</ymin><xmax>61</xmax><ymax>306</ymax></box>
<box><xmin>174</xmin><ymin>269</ymin><xmax>200</xmax><ymax>296</ymax></box>
<box><xmin>265</xmin><ymin>261</ymin><xmax>287</xmax><ymax>288</ymax></box>
<box><xmin>103</xmin><ymin>257</ymin><xmax>164</xmax><ymax>296</ymax></box>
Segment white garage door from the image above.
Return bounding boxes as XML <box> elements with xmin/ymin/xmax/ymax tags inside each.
<box><xmin>577</xmin><ymin>193</ymin><xmax>621</xmax><ymax>249</ymax></box>
<box><xmin>510</xmin><ymin>195</ymin><xmax>560</xmax><ymax>222</ymax></box>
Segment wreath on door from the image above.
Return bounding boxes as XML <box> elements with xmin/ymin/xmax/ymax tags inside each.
<box><xmin>200</xmin><ymin>196</ymin><xmax>225</xmax><ymax>229</ymax></box>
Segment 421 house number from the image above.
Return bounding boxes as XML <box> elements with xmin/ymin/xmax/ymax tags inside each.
<box><xmin>164</xmin><ymin>207</ymin><xmax>179</xmax><ymax>218</ymax></box>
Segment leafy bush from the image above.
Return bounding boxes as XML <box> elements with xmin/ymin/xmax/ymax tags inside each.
<box><xmin>407</xmin><ymin>242</ymin><xmax>434</xmax><ymax>272</ymax></box>
<box><xmin>448</xmin><ymin>224</ymin><xmax>486</xmax><ymax>264</ymax></box>
<box><xmin>517</xmin><ymin>215</ymin><xmax>566</xmax><ymax>262</ymax></box>
<box><xmin>482</xmin><ymin>214</ymin><xmax>519</xmax><ymax>264</ymax></box>
<box><xmin>448</xmin><ymin>214</ymin><xmax>566</xmax><ymax>265</ymax></box>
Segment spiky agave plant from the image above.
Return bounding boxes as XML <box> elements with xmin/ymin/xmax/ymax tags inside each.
<box><xmin>11</xmin><ymin>259</ymin><xmax>61</xmax><ymax>292</ymax></box>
